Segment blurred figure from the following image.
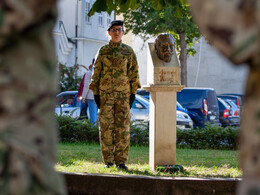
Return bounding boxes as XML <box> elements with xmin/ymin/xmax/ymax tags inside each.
<box><xmin>82</xmin><ymin>60</ymin><xmax>98</xmax><ymax>125</ymax></box>
<box><xmin>0</xmin><ymin>1</ymin><xmax>66</xmax><ymax>194</ymax></box>
<box><xmin>67</xmin><ymin>97</ymin><xmax>74</xmax><ymax>107</ymax></box>
<box><xmin>77</xmin><ymin>73</ymin><xmax>88</xmax><ymax>119</ymax></box>
<box><xmin>188</xmin><ymin>0</ymin><xmax>260</xmax><ymax>194</ymax></box>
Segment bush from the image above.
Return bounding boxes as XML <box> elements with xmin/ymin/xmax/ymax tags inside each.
<box><xmin>56</xmin><ymin>115</ymin><xmax>99</xmax><ymax>143</ymax></box>
<box><xmin>177</xmin><ymin>124</ymin><xmax>240</xmax><ymax>150</ymax></box>
<box><xmin>56</xmin><ymin>115</ymin><xmax>149</xmax><ymax>145</ymax></box>
<box><xmin>58</xmin><ymin>63</ymin><xmax>87</xmax><ymax>92</ymax></box>
<box><xmin>56</xmin><ymin>116</ymin><xmax>240</xmax><ymax>149</ymax></box>
<box><xmin>130</xmin><ymin>121</ymin><xmax>149</xmax><ymax>146</ymax></box>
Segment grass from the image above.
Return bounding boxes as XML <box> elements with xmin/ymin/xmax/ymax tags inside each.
<box><xmin>56</xmin><ymin>142</ymin><xmax>242</xmax><ymax>178</ymax></box>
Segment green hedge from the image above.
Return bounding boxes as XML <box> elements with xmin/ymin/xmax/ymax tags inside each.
<box><xmin>177</xmin><ymin>124</ymin><xmax>239</xmax><ymax>150</ymax></box>
<box><xmin>56</xmin><ymin>115</ymin><xmax>99</xmax><ymax>143</ymax></box>
<box><xmin>56</xmin><ymin>115</ymin><xmax>239</xmax><ymax>150</ymax></box>
<box><xmin>130</xmin><ymin>122</ymin><xmax>149</xmax><ymax>146</ymax></box>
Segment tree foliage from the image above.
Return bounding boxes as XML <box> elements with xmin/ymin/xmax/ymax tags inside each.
<box><xmin>122</xmin><ymin>1</ymin><xmax>200</xmax><ymax>55</ymax></box>
<box><xmin>122</xmin><ymin>1</ymin><xmax>200</xmax><ymax>85</ymax></box>
<box><xmin>88</xmin><ymin>0</ymin><xmax>201</xmax><ymax>85</ymax></box>
<box><xmin>88</xmin><ymin>0</ymin><xmax>187</xmax><ymax>16</ymax></box>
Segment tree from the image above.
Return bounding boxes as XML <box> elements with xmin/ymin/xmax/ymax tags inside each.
<box><xmin>88</xmin><ymin>0</ymin><xmax>186</xmax><ymax>16</ymax></box>
<box><xmin>122</xmin><ymin>1</ymin><xmax>200</xmax><ymax>85</ymax></box>
<box><xmin>88</xmin><ymin>0</ymin><xmax>200</xmax><ymax>85</ymax></box>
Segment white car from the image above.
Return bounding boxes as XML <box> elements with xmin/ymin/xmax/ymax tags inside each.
<box><xmin>131</xmin><ymin>94</ymin><xmax>193</xmax><ymax>130</ymax></box>
<box><xmin>55</xmin><ymin>91</ymin><xmax>82</xmax><ymax>118</ymax></box>
<box><xmin>176</xmin><ymin>110</ymin><xmax>193</xmax><ymax>130</ymax></box>
<box><xmin>55</xmin><ymin>91</ymin><xmax>193</xmax><ymax>130</ymax></box>
<box><xmin>130</xmin><ymin>94</ymin><xmax>150</xmax><ymax>122</ymax></box>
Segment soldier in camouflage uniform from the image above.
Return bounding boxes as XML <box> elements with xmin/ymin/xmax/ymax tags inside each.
<box><xmin>0</xmin><ymin>1</ymin><xmax>66</xmax><ymax>194</ymax></box>
<box><xmin>188</xmin><ymin>0</ymin><xmax>260</xmax><ymax>194</ymax></box>
<box><xmin>89</xmin><ymin>20</ymin><xmax>141</xmax><ymax>170</ymax></box>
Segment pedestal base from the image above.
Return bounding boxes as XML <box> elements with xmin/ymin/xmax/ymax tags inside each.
<box><xmin>143</xmin><ymin>84</ymin><xmax>184</xmax><ymax>170</ymax></box>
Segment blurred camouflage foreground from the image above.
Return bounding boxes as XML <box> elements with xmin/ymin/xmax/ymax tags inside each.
<box><xmin>188</xmin><ymin>0</ymin><xmax>260</xmax><ymax>194</ymax></box>
<box><xmin>0</xmin><ymin>1</ymin><xmax>66</xmax><ymax>194</ymax></box>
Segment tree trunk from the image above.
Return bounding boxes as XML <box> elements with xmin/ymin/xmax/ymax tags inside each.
<box><xmin>238</xmin><ymin>69</ymin><xmax>260</xmax><ymax>193</ymax></box>
<box><xmin>179</xmin><ymin>32</ymin><xmax>188</xmax><ymax>86</ymax></box>
<box><xmin>0</xmin><ymin>2</ymin><xmax>66</xmax><ymax>194</ymax></box>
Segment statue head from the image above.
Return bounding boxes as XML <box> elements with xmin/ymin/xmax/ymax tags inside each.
<box><xmin>155</xmin><ymin>33</ymin><xmax>176</xmax><ymax>63</ymax></box>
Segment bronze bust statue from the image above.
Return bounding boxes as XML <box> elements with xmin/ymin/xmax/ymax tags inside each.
<box><xmin>154</xmin><ymin>33</ymin><xmax>176</xmax><ymax>63</ymax></box>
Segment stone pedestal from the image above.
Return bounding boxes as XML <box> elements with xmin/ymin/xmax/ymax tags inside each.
<box><xmin>145</xmin><ymin>39</ymin><xmax>184</xmax><ymax>170</ymax></box>
<box><xmin>144</xmin><ymin>85</ymin><xmax>184</xmax><ymax>170</ymax></box>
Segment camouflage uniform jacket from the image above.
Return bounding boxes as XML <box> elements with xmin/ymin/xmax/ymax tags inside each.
<box><xmin>89</xmin><ymin>41</ymin><xmax>141</xmax><ymax>97</ymax></box>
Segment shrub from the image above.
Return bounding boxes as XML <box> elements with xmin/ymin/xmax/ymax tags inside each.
<box><xmin>130</xmin><ymin>121</ymin><xmax>149</xmax><ymax>146</ymax></box>
<box><xmin>56</xmin><ymin>115</ymin><xmax>149</xmax><ymax>145</ymax></box>
<box><xmin>58</xmin><ymin>63</ymin><xmax>87</xmax><ymax>92</ymax></box>
<box><xmin>56</xmin><ymin>115</ymin><xmax>99</xmax><ymax>143</ymax></box>
<box><xmin>56</xmin><ymin>116</ymin><xmax>240</xmax><ymax>149</ymax></box>
<box><xmin>177</xmin><ymin>124</ymin><xmax>240</xmax><ymax>150</ymax></box>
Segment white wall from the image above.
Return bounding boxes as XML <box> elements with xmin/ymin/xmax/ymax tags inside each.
<box><xmin>130</xmin><ymin>35</ymin><xmax>248</xmax><ymax>94</ymax></box>
<box><xmin>132</xmin><ymin>36</ymin><xmax>155</xmax><ymax>86</ymax></box>
<box><xmin>57</xmin><ymin>0</ymin><xmax>76</xmax><ymax>37</ymax></box>
<box><xmin>187</xmin><ymin>37</ymin><xmax>249</xmax><ymax>94</ymax></box>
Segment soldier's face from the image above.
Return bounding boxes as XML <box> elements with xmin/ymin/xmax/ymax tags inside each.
<box><xmin>108</xmin><ymin>26</ymin><xmax>124</xmax><ymax>43</ymax></box>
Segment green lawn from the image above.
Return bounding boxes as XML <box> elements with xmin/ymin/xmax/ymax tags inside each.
<box><xmin>56</xmin><ymin>142</ymin><xmax>242</xmax><ymax>178</ymax></box>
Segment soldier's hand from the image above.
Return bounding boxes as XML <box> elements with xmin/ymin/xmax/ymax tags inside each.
<box><xmin>130</xmin><ymin>94</ymin><xmax>135</xmax><ymax>108</ymax></box>
<box><xmin>94</xmin><ymin>95</ymin><xmax>100</xmax><ymax>109</ymax></box>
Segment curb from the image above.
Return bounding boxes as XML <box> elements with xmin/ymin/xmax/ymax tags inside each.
<box><xmin>62</xmin><ymin>172</ymin><xmax>241</xmax><ymax>194</ymax></box>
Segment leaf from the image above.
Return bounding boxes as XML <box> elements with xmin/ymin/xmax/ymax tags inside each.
<box><xmin>88</xmin><ymin>0</ymin><xmax>108</xmax><ymax>16</ymax></box>
<box><xmin>118</xmin><ymin>0</ymin><xmax>131</xmax><ymax>11</ymax></box>
<box><xmin>128</xmin><ymin>0</ymin><xmax>141</xmax><ymax>10</ymax></box>
<box><xmin>152</xmin><ymin>0</ymin><xmax>165</xmax><ymax>10</ymax></box>
<box><xmin>107</xmin><ymin>0</ymin><xmax>116</xmax><ymax>9</ymax></box>
<box><xmin>165</xmin><ymin>0</ymin><xmax>178</xmax><ymax>6</ymax></box>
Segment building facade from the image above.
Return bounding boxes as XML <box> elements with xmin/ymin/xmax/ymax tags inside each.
<box><xmin>53</xmin><ymin>2</ymin><xmax>248</xmax><ymax>95</ymax></box>
<box><xmin>126</xmin><ymin>35</ymin><xmax>248</xmax><ymax>94</ymax></box>
<box><xmin>53</xmin><ymin>0</ymin><xmax>115</xmax><ymax>75</ymax></box>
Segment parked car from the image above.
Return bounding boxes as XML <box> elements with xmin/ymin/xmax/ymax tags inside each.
<box><xmin>220</xmin><ymin>93</ymin><xmax>244</xmax><ymax>105</ymax></box>
<box><xmin>56</xmin><ymin>91</ymin><xmax>193</xmax><ymax>129</ymax></box>
<box><xmin>136</xmin><ymin>89</ymin><xmax>150</xmax><ymax>100</ymax></box>
<box><xmin>217</xmin><ymin>98</ymin><xmax>239</xmax><ymax>127</ymax></box>
<box><xmin>131</xmin><ymin>94</ymin><xmax>193</xmax><ymax>130</ymax></box>
<box><xmin>137</xmin><ymin>89</ymin><xmax>188</xmax><ymax>113</ymax></box>
<box><xmin>130</xmin><ymin>94</ymin><xmax>150</xmax><ymax>122</ymax></box>
<box><xmin>176</xmin><ymin>110</ymin><xmax>193</xmax><ymax>130</ymax></box>
<box><xmin>177</xmin><ymin>101</ymin><xmax>188</xmax><ymax>114</ymax></box>
<box><xmin>224</xmin><ymin>99</ymin><xmax>240</xmax><ymax>126</ymax></box>
<box><xmin>177</xmin><ymin>87</ymin><xmax>221</xmax><ymax>128</ymax></box>
<box><xmin>217</xmin><ymin>94</ymin><xmax>243</xmax><ymax>110</ymax></box>
<box><xmin>55</xmin><ymin>91</ymin><xmax>82</xmax><ymax>118</ymax></box>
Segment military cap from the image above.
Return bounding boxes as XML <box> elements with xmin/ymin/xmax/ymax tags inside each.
<box><xmin>107</xmin><ymin>20</ymin><xmax>124</xmax><ymax>31</ymax></box>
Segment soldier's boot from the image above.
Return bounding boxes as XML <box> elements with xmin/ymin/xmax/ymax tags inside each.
<box><xmin>116</xmin><ymin>164</ymin><xmax>128</xmax><ymax>171</ymax></box>
<box><xmin>104</xmin><ymin>163</ymin><xmax>114</xmax><ymax>168</ymax></box>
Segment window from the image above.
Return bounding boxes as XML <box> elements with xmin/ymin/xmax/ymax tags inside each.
<box><xmin>107</xmin><ymin>13</ymin><xmax>112</xmax><ymax>26</ymax></box>
<box><xmin>85</xmin><ymin>2</ymin><xmax>91</xmax><ymax>23</ymax></box>
<box><xmin>98</xmin><ymin>12</ymin><xmax>103</xmax><ymax>26</ymax></box>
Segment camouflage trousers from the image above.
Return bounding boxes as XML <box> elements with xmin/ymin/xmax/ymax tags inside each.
<box><xmin>0</xmin><ymin>23</ymin><xmax>66</xmax><ymax>194</ymax></box>
<box><xmin>99</xmin><ymin>95</ymin><xmax>131</xmax><ymax>165</ymax></box>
